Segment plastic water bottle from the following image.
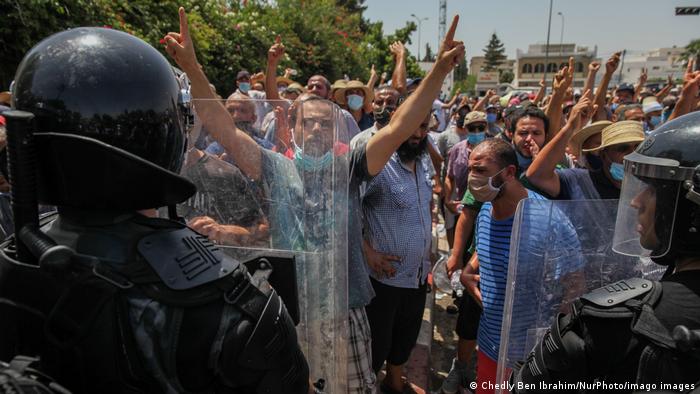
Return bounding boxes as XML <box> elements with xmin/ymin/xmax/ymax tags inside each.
<box><xmin>451</xmin><ymin>270</ymin><xmax>465</xmax><ymax>298</ymax></box>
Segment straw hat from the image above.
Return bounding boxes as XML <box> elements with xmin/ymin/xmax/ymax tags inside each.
<box><xmin>276</xmin><ymin>76</ymin><xmax>295</xmax><ymax>87</ymax></box>
<box><xmin>333</xmin><ymin>80</ymin><xmax>373</xmax><ymax>108</ymax></box>
<box><xmin>582</xmin><ymin>120</ymin><xmax>645</xmax><ymax>152</ymax></box>
<box><xmin>569</xmin><ymin>121</ymin><xmax>612</xmax><ymax>157</ymax></box>
<box><xmin>0</xmin><ymin>91</ymin><xmax>11</xmax><ymax>106</ymax></box>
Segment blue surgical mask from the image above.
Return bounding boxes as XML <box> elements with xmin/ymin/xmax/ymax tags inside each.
<box><xmin>486</xmin><ymin>113</ymin><xmax>497</xmax><ymax>123</ymax></box>
<box><xmin>238</xmin><ymin>82</ymin><xmax>250</xmax><ymax>93</ymax></box>
<box><xmin>609</xmin><ymin>162</ymin><xmax>625</xmax><ymax>181</ymax></box>
<box><xmin>515</xmin><ymin>149</ymin><xmax>533</xmax><ymax>170</ymax></box>
<box><xmin>347</xmin><ymin>94</ymin><xmax>364</xmax><ymax>111</ymax></box>
<box><xmin>649</xmin><ymin>115</ymin><xmax>661</xmax><ymax>128</ymax></box>
<box><xmin>294</xmin><ymin>144</ymin><xmax>333</xmax><ymax>171</ymax></box>
<box><xmin>467</xmin><ymin>132</ymin><xmax>485</xmax><ymax>145</ymax></box>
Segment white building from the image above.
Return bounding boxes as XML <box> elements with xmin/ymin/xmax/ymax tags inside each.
<box><xmin>615</xmin><ymin>47</ymin><xmax>685</xmax><ymax>86</ymax></box>
<box><xmin>418</xmin><ymin>61</ymin><xmax>453</xmax><ymax>99</ymax></box>
<box><xmin>514</xmin><ymin>43</ymin><xmax>598</xmax><ymax>89</ymax></box>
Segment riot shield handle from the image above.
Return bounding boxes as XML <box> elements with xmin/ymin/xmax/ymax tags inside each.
<box><xmin>4</xmin><ymin>110</ymin><xmax>39</xmax><ymax>263</ymax></box>
<box><xmin>18</xmin><ymin>224</ymin><xmax>75</xmax><ymax>272</ymax></box>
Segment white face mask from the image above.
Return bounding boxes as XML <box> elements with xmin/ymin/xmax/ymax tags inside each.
<box><xmin>467</xmin><ymin>167</ymin><xmax>506</xmax><ymax>202</ymax></box>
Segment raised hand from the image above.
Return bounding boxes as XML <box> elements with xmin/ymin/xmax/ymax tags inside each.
<box><xmin>268</xmin><ymin>35</ymin><xmax>285</xmax><ymax>66</ymax></box>
<box><xmin>435</xmin><ymin>15</ymin><xmax>465</xmax><ymax>73</ymax></box>
<box><xmin>605</xmin><ymin>52</ymin><xmax>622</xmax><ymax>75</ymax></box>
<box><xmin>588</xmin><ymin>61</ymin><xmax>600</xmax><ymax>73</ymax></box>
<box><xmin>370</xmin><ymin>64</ymin><xmax>377</xmax><ymax>79</ymax></box>
<box><xmin>539</xmin><ymin>77</ymin><xmax>546</xmax><ymax>88</ymax></box>
<box><xmin>163</xmin><ymin>7</ymin><xmax>198</xmax><ymax>72</ymax></box>
<box><xmin>639</xmin><ymin>67</ymin><xmax>648</xmax><ymax>85</ymax></box>
<box><xmin>389</xmin><ymin>41</ymin><xmax>406</xmax><ymax>59</ymax></box>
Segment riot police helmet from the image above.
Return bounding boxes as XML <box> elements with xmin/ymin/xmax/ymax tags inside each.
<box><xmin>613</xmin><ymin>111</ymin><xmax>700</xmax><ymax>265</ymax></box>
<box><xmin>11</xmin><ymin>27</ymin><xmax>195</xmax><ymax>210</ymax></box>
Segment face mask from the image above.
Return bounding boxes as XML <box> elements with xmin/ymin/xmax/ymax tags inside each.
<box><xmin>649</xmin><ymin>116</ymin><xmax>661</xmax><ymax>128</ymax></box>
<box><xmin>609</xmin><ymin>162</ymin><xmax>625</xmax><ymax>181</ymax></box>
<box><xmin>373</xmin><ymin>105</ymin><xmax>396</xmax><ymax>128</ymax></box>
<box><xmin>238</xmin><ymin>82</ymin><xmax>250</xmax><ymax>93</ymax></box>
<box><xmin>514</xmin><ymin>148</ymin><xmax>533</xmax><ymax>170</ymax></box>
<box><xmin>347</xmin><ymin>94</ymin><xmax>364</xmax><ymax>111</ymax></box>
<box><xmin>468</xmin><ymin>167</ymin><xmax>506</xmax><ymax>202</ymax></box>
<box><xmin>467</xmin><ymin>132</ymin><xmax>485</xmax><ymax>145</ymax></box>
<box><xmin>611</xmin><ymin>103</ymin><xmax>619</xmax><ymax>112</ymax></box>
<box><xmin>584</xmin><ymin>153</ymin><xmax>603</xmax><ymax>171</ymax></box>
<box><xmin>294</xmin><ymin>144</ymin><xmax>333</xmax><ymax>171</ymax></box>
<box><xmin>486</xmin><ymin>113</ymin><xmax>497</xmax><ymax>123</ymax></box>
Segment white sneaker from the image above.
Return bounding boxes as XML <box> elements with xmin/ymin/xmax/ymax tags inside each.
<box><xmin>440</xmin><ymin>358</ymin><xmax>469</xmax><ymax>394</ymax></box>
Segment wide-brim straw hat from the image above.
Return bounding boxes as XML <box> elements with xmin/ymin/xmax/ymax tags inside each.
<box><xmin>582</xmin><ymin>120</ymin><xmax>645</xmax><ymax>152</ymax></box>
<box><xmin>569</xmin><ymin>121</ymin><xmax>611</xmax><ymax>157</ymax></box>
<box><xmin>333</xmin><ymin>80</ymin><xmax>373</xmax><ymax>108</ymax></box>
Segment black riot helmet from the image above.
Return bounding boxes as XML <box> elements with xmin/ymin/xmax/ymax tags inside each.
<box><xmin>11</xmin><ymin>27</ymin><xmax>195</xmax><ymax>210</ymax></box>
<box><xmin>613</xmin><ymin>111</ymin><xmax>700</xmax><ymax>265</ymax></box>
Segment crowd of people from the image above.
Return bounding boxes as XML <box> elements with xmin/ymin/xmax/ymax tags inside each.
<box><xmin>1</xmin><ymin>6</ymin><xmax>699</xmax><ymax>394</ymax></box>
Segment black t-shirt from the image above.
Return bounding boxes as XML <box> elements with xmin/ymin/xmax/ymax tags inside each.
<box><xmin>655</xmin><ymin>269</ymin><xmax>700</xmax><ymax>331</ymax></box>
<box><xmin>588</xmin><ymin>169</ymin><xmax>620</xmax><ymax>200</ymax></box>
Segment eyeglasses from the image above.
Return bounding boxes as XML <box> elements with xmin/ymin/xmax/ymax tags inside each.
<box><xmin>467</xmin><ymin>124</ymin><xmax>486</xmax><ymax>132</ymax></box>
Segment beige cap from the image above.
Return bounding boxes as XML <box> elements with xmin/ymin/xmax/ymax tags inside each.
<box><xmin>463</xmin><ymin>111</ymin><xmax>487</xmax><ymax>127</ymax></box>
<box><xmin>582</xmin><ymin>120</ymin><xmax>645</xmax><ymax>152</ymax></box>
<box><xmin>569</xmin><ymin>121</ymin><xmax>612</xmax><ymax>157</ymax></box>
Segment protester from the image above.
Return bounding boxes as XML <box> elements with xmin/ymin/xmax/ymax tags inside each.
<box><xmin>335</xmin><ymin>80</ymin><xmax>374</xmax><ymax>131</ymax></box>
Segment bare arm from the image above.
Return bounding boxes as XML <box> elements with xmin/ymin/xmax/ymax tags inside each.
<box><xmin>441</xmin><ymin>89</ymin><xmax>461</xmax><ymax>108</ymax></box>
<box><xmin>366</xmin><ymin>16</ymin><xmax>464</xmax><ymax>176</ymax></box>
<box><xmin>461</xmin><ymin>252</ymin><xmax>482</xmax><ymax>307</ymax></box>
<box><xmin>265</xmin><ymin>36</ymin><xmax>284</xmax><ymax>101</ymax></box>
<box><xmin>545</xmin><ymin>57</ymin><xmax>574</xmax><ymax>142</ymax></box>
<box><xmin>164</xmin><ymin>7</ymin><xmax>262</xmax><ymax>180</ymax></box>
<box><xmin>655</xmin><ymin>75</ymin><xmax>675</xmax><ymax>101</ymax></box>
<box><xmin>527</xmin><ymin>92</ymin><xmax>595</xmax><ymax>198</ymax></box>
<box><xmin>582</xmin><ymin>61</ymin><xmax>600</xmax><ymax>101</ymax></box>
<box><xmin>390</xmin><ymin>42</ymin><xmax>407</xmax><ymax>95</ymax></box>
<box><xmin>533</xmin><ymin>77</ymin><xmax>546</xmax><ymax>106</ymax></box>
<box><xmin>669</xmin><ymin>61</ymin><xmax>700</xmax><ymax>121</ymax></box>
<box><xmin>473</xmin><ymin>89</ymin><xmax>495</xmax><ymax>112</ymax></box>
<box><xmin>634</xmin><ymin>67</ymin><xmax>648</xmax><ymax>103</ymax></box>
<box><xmin>592</xmin><ymin>52</ymin><xmax>621</xmax><ymax>121</ymax></box>
<box><xmin>367</xmin><ymin>64</ymin><xmax>379</xmax><ymax>89</ymax></box>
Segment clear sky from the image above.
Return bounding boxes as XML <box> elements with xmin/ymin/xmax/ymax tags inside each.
<box><xmin>363</xmin><ymin>0</ymin><xmax>700</xmax><ymax>61</ymax></box>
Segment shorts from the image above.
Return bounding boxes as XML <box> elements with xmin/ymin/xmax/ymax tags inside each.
<box><xmin>456</xmin><ymin>293</ymin><xmax>482</xmax><ymax>340</ymax></box>
<box><xmin>347</xmin><ymin>307</ymin><xmax>376</xmax><ymax>394</ymax></box>
<box><xmin>365</xmin><ymin>278</ymin><xmax>427</xmax><ymax>373</ymax></box>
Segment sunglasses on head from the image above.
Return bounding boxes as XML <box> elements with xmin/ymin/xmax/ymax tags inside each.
<box><xmin>467</xmin><ymin>124</ymin><xmax>486</xmax><ymax>132</ymax></box>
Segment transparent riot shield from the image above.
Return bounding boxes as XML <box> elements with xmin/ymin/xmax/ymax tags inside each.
<box><xmin>181</xmin><ymin>97</ymin><xmax>349</xmax><ymax>393</ymax></box>
<box><xmin>494</xmin><ymin>199</ymin><xmax>664</xmax><ymax>392</ymax></box>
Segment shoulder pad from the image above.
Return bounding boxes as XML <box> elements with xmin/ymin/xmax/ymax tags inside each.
<box><xmin>580</xmin><ymin>278</ymin><xmax>654</xmax><ymax>308</ymax></box>
<box><xmin>138</xmin><ymin>227</ymin><xmax>239</xmax><ymax>290</ymax></box>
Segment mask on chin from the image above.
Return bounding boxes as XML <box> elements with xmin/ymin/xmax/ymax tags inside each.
<box><xmin>514</xmin><ymin>147</ymin><xmax>533</xmax><ymax>171</ymax></box>
<box><xmin>293</xmin><ymin>143</ymin><xmax>333</xmax><ymax>171</ymax></box>
<box><xmin>373</xmin><ymin>105</ymin><xmax>396</xmax><ymax>128</ymax></box>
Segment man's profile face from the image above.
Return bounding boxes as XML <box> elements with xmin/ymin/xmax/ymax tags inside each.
<box><xmin>226</xmin><ymin>100</ymin><xmax>256</xmax><ymax>123</ymax></box>
<box><xmin>630</xmin><ymin>182</ymin><xmax>659</xmax><ymax>250</ymax></box>
<box><xmin>307</xmin><ymin>76</ymin><xmax>329</xmax><ymax>99</ymax></box>
<box><xmin>616</xmin><ymin>90</ymin><xmax>634</xmax><ymax>105</ymax></box>
<box><xmin>513</xmin><ymin>116</ymin><xmax>545</xmax><ymax>158</ymax></box>
<box><xmin>294</xmin><ymin>100</ymin><xmax>334</xmax><ymax>156</ymax></box>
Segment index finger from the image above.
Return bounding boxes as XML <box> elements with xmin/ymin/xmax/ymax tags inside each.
<box><xmin>178</xmin><ymin>7</ymin><xmax>189</xmax><ymax>40</ymax></box>
<box><xmin>444</xmin><ymin>15</ymin><xmax>459</xmax><ymax>43</ymax></box>
<box><xmin>275</xmin><ymin>35</ymin><xmax>281</xmax><ymax>44</ymax></box>
<box><xmin>568</xmin><ymin>56</ymin><xmax>574</xmax><ymax>70</ymax></box>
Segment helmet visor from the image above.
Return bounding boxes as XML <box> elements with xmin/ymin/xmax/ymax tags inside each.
<box><xmin>613</xmin><ymin>160</ymin><xmax>680</xmax><ymax>258</ymax></box>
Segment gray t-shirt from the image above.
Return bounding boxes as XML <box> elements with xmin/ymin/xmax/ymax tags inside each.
<box><xmin>435</xmin><ymin>125</ymin><xmax>468</xmax><ymax>180</ymax></box>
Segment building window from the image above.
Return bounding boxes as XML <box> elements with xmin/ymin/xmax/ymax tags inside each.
<box><xmin>522</xmin><ymin>63</ymin><xmax>532</xmax><ymax>73</ymax></box>
<box><xmin>547</xmin><ymin>63</ymin><xmax>558</xmax><ymax>72</ymax></box>
<box><xmin>534</xmin><ymin>63</ymin><xmax>545</xmax><ymax>73</ymax></box>
<box><xmin>652</xmin><ymin>66</ymin><xmax>660</xmax><ymax>70</ymax></box>
<box><xmin>575</xmin><ymin>62</ymin><xmax>584</xmax><ymax>72</ymax></box>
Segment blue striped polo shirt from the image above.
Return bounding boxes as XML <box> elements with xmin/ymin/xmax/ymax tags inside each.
<box><xmin>475</xmin><ymin>190</ymin><xmax>546</xmax><ymax>361</ymax></box>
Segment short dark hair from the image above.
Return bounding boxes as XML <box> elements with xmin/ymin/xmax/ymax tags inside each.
<box><xmin>509</xmin><ymin>106</ymin><xmax>549</xmax><ymax>134</ymax></box>
<box><xmin>374</xmin><ymin>84</ymin><xmax>400</xmax><ymax>97</ymax></box>
<box><xmin>473</xmin><ymin>138</ymin><xmax>518</xmax><ymax>170</ymax></box>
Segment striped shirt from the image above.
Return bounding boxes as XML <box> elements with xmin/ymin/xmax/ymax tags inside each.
<box><xmin>475</xmin><ymin>190</ymin><xmax>547</xmax><ymax>361</ymax></box>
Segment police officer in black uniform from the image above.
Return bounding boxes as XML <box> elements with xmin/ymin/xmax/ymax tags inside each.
<box><xmin>510</xmin><ymin>112</ymin><xmax>700</xmax><ymax>390</ymax></box>
<box><xmin>0</xmin><ymin>26</ymin><xmax>310</xmax><ymax>393</ymax></box>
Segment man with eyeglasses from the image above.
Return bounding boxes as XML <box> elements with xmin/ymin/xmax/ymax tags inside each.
<box><xmin>527</xmin><ymin>94</ymin><xmax>645</xmax><ymax>200</ymax></box>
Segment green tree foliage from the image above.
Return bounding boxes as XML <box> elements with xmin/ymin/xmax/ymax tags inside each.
<box><xmin>422</xmin><ymin>43</ymin><xmax>434</xmax><ymax>62</ymax></box>
<box><xmin>680</xmin><ymin>38</ymin><xmax>700</xmax><ymax>65</ymax></box>
<box><xmin>499</xmin><ymin>70</ymin><xmax>514</xmax><ymax>84</ymax></box>
<box><xmin>483</xmin><ymin>32</ymin><xmax>506</xmax><ymax>71</ymax></box>
<box><xmin>1</xmin><ymin>0</ymin><xmax>423</xmax><ymax>95</ymax></box>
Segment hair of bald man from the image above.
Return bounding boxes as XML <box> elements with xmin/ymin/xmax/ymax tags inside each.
<box><xmin>472</xmin><ymin>138</ymin><xmax>518</xmax><ymax>172</ymax></box>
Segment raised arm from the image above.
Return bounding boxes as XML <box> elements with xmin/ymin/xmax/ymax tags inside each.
<box><xmin>390</xmin><ymin>41</ymin><xmax>407</xmax><ymax>95</ymax></box>
<box><xmin>669</xmin><ymin>60</ymin><xmax>700</xmax><ymax>121</ymax></box>
<box><xmin>655</xmin><ymin>74</ymin><xmax>675</xmax><ymax>102</ymax></box>
<box><xmin>592</xmin><ymin>51</ymin><xmax>621</xmax><ymax>121</ymax></box>
<box><xmin>473</xmin><ymin>89</ymin><xmax>495</xmax><ymax>112</ymax></box>
<box><xmin>164</xmin><ymin>7</ymin><xmax>262</xmax><ymax>180</ymax></box>
<box><xmin>527</xmin><ymin>91</ymin><xmax>596</xmax><ymax>198</ymax></box>
<box><xmin>441</xmin><ymin>89</ymin><xmax>461</xmax><ymax>108</ymax></box>
<box><xmin>634</xmin><ymin>67</ymin><xmax>648</xmax><ymax>103</ymax></box>
<box><xmin>265</xmin><ymin>36</ymin><xmax>284</xmax><ymax>101</ymax></box>
<box><xmin>582</xmin><ymin>61</ymin><xmax>599</xmax><ymax>101</ymax></box>
<box><xmin>533</xmin><ymin>77</ymin><xmax>546</xmax><ymax>106</ymax></box>
<box><xmin>367</xmin><ymin>64</ymin><xmax>379</xmax><ymax>89</ymax></box>
<box><xmin>366</xmin><ymin>16</ymin><xmax>465</xmax><ymax>176</ymax></box>
<box><xmin>545</xmin><ymin>57</ymin><xmax>574</xmax><ymax>141</ymax></box>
